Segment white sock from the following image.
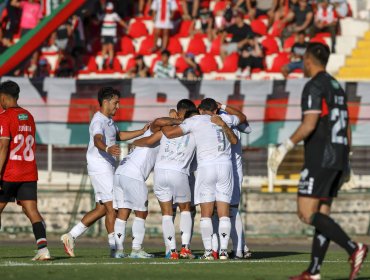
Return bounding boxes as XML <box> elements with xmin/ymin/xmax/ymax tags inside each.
<box><xmin>180</xmin><ymin>211</ymin><xmax>192</xmax><ymax>246</ymax></box>
<box><xmin>114</xmin><ymin>218</ymin><xmax>126</xmax><ymax>252</ymax></box>
<box><xmin>69</xmin><ymin>222</ymin><xmax>88</xmax><ymax>240</ymax></box>
<box><xmin>219</xmin><ymin>216</ymin><xmax>231</xmax><ymax>251</ymax></box>
<box><xmin>108</xmin><ymin>232</ymin><xmax>115</xmax><ymax>250</ymax></box>
<box><xmin>162</xmin><ymin>215</ymin><xmax>176</xmax><ymax>251</ymax></box>
<box><xmin>132</xmin><ymin>217</ymin><xmax>145</xmax><ymax>251</ymax></box>
<box><xmin>211</xmin><ymin>213</ymin><xmax>219</xmax><ymax>252</ymax></box>
<box><xmin>200</xmin><ymin>217</ymin><xmax>213</xmax><ymax>251</ymax></box>
<box><xmin>230</xmin><ymin>208</ymin><xmax>244</xmax><ymax>256</ymax></box>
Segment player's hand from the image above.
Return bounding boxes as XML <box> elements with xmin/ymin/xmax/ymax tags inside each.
<box><xmin>169</xmin><ymin>109</ymin><xmax>178</xmax><ymax>119</ymax></box>
<box><xmin>107</xmin><ymin>144</ymin><xmax>121</xmax><ymax>157</ymax></box>
<box><xmin>267</xmin><ymin>139</ymin><xmax>295</xmax><ymax>174</ymax></box>
<box><xmin>141</xmin><ymin>122</ymin><xmax>151</xmax><ymax>133</ymax></box>
<box><xmin>211</xmin><ymin>114</ymin><xmax>226</xmax><ymax>127</ymax></box>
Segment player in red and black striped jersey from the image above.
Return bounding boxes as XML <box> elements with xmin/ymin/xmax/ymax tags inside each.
<box><xmin>268</xmin><ymin>43</ymin><xmax>367</xmax><ymax>280</ymax></box>
<box><xmin>0</xmin><ymin>80</ymin><xmax>51</xmax><ymax>261</ymax></box>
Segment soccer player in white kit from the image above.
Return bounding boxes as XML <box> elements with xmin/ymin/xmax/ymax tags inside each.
<box><xmin>61</xmin><ymin>87</ymin><xmax>150</xmax><ymax>258</ymax></box>
<box><xmin>135</xmin><ymin>99</ymin><xmax>197</xmax><ymax>259</ymax></box>
<box><xmin>158</xmin><ymin>98</ymin><xmax>241</xmax><ymax>260</ymax></box>
<box><xmin>113</xmin><ymin>129</ymin><xmax>161</xmax><ymax>259</ymax></box>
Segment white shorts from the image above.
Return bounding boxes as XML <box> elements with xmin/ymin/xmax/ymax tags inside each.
<box><xmin>230</xmin><ymin>165</ymin><xmax>243</xmax><ymax>206</ymax></box>
<box><xmin>90</xmin><ymin>172</ymin><xmax>114</xmax><ymax>204</ymax></box>
<box><xmin>154</xmin><ymin>169</ymin><xmax>191</xmax><ymax>203</ymax></box>
<box><xmin>194</xmin><ymin>163</ymin><xmax>233</xmax><ymax>205</ymax></box>
<box><xmin>154</xmin><ymin>19</ymin><xmax>174</xmax><ymax>29</ymax></box>
<box><xmin>114</xmin><ymin>174</ymin><xmax>148</xmax><ymax>211</ymax></box>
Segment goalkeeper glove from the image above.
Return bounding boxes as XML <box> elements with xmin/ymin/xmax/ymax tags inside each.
<box><xmin>268</xmin><ymin>139</ymin><xmax>295</xmax><ymax>174</ymax></box>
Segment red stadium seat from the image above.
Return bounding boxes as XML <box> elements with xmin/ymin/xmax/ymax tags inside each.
<box><xmin>138</xmin><ymin>36</ymin><xmax>155</xmax><ymax>55</ymax></box>
<box><xmin>175</xmin><ymin>56</ymin><xmax>189</xmax><ymax>73</ymax></box>
<box><xmin>213</xmin><ymin>1</ymin><xmax>228</xmax><ymax>16</ymax></box>
<box><xmin>100</xmin><ymin>57</ymin><xmax>122</xmax><ymax>72</ymax></box>
<box><xmin>219</xmin><ymin>53</ymin><xmax>239</xmax><ymax>72</ymax></box>
<box><xmin>283</xmin><ymin>35</ymin><xmax>296</xmax><ymax>50</ymax></box>
<box><xmin>268</xmin><ymin>52</ymin><xmax>290</xmax><ymax>72</ymax></box>
<box><xmin>186</xmin><ymin>37</ymin><xmax>207</xmax><ymax>55</ymax></box>
<box><xmin>118</xmin><ymin>36</ymin><xmax>135</xmax><ymax>55</ymax></box>
<box><xmin>167</xmin><ymin>37</ymin><xmax>183</xmax><ymax>54</ymax></box>
<box><xmin>87</xmin><ymin>56</ymin><xmax>98</xmax><ymax>72</ymax></box>
<box><xmin>310</xmin><ymin>36</ymin><xmax>328</xmax><ymax>46</ymax></box>
<box><xmin>128</xmin><ymin>20</ymin><xmax>148</xmax><ymax>38</ymax></box>
<box><xmin>251</xmin><ymin>20</ymin><xmax>267</xmax><ymax>36</ymax></box>
<box><xmin>125</xmin><ymin>57</ymin><xmax>136</xmax><ymax>72</ymax></box>
<box><xmin>261</xmin><ymin>36</ymin><xmax>280</xmax><ymax>55</ymax></box>
<box><xmin>176</xmin><ymin>20</ymin><xmax>193</xmax><ymax>37</ymax></box>
<box><xmin>199</xmin><ymin>54</ymin><xmax>218</xmax><ymax>73</ymax></box>
<box><xmin>210</xmin><ymin>36</ymin><xmax>222</xmax><ymax>55</ymax></box>
<box><xmin>315</xmin><ymin>32</ymin><xmax>331</xmax><ymax>38</ymax></box>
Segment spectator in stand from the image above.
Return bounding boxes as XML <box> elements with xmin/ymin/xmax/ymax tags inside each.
<box><xmin>153</xmin><ymin>49</ymin><xmax>176</xmax><ymax>78</ymax></box>
<box><xmin>127</xmin><ymin>55</ymin><xmax>150</xmax><ymax>78</ymax></box>
<box><xmin>33</xmin><ymin>58</ymin><xmax>50</xmax><ymax>78</ymax></box>
<box><xmin>181</xmin><ymin>0</ymin><xmax>200</xmax><ymax>20</ymax></box>
<box><xmin>237</xmin><ymin>33</ymin><xmax>264</xmax><ymax>78</ymax></box>
<box><xmin>137</xmin><ymin>0</ymin><xmax>152</xmax><ymax>17</ymax></box>
<box><xmin>310</xmin><ymin>0</ymin><xmax>337</xmax><ymax>52</ymax></box>
<box><xmin>11</xmin><ymin>0</ymin><xmax>42</xmax><ymax>36</ymax></box>
<box><xmin>281</xmin><ymin>31</ymin><xmax>307</xmax><ymax>78</ymax></box>
<box><xmin>190</xmin><ymin>5</ymin><xmax>214</xmax><ymax>40</ymax></box>
<box><xmin>55</xmin><ymin>18</ymin><xmax>73</xmax><ymax>52</ymax></box>
<box><xmin>220</xmin><ymin>9</ymin><xmax>253</xmax><ymax>62</ymax></box>
<box><xmin>55</xmin><ymin>51</ymin><xmax>75</xmax><ymax>77</ymax></box>
<box><xmin>151</xmin><ymin>0</ymin><xmax>178</xmax><ymax>52</ymax></box>
<box><xmin>2</xmin><ymin>0</ymin><xmax>21</xmax><ymax>47</ymax></box>
<box><xmin>281</xmin><ymin>0</ymin><xmax>313</xmax><ymax>40</ymax></box>
<box><xmin>182</xmin><ymin>52</ymin><xmax>202</xmax><ymax>80</ymax></box>
<box><xmin>330</xmin><ymin>0</ymin><xmax>350</xmax><ymax>18</ymax></box>
<box><xmin>246</xmin><ymin>0</ymin><xmax>278</xmax><ymax>26</ymax></box>
<box><xmin>99</xmin><ymin>2</ymin><xmax>127</xmax><ymax>69</ymax></box>
<box><xmin>41</xmin><ymin>32</ymin><xmax>59</xmax><ymax>53</ymax></box>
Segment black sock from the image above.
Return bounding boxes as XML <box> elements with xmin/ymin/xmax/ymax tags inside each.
<box><xmin>32</xmin><ymin>221</ymin><xmax>47</xmax><ymax>250</ymax></box>
<box><xmin>311</xmin><ymin>212</ymin><xmax>357</xmax><ymax>255</ymax></box>
<box><xmin>307</xmin><ymin>229</ymin><xmax>330</xmax><ymax>274</ymax></box>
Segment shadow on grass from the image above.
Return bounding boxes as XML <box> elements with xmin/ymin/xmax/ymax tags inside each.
<box><xmin>332</xmin><ymin>278</ymin><xmax>370</xmax><ymax>280</ymax></box>
<box><xmin>150</xmin><ymin>251</ymin><xmax>307</xmax><ymax>259</ymax></box>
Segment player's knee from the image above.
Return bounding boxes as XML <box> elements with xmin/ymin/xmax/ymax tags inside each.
<box><xmin>297</xmin><ymin>210</ymin><xmax>313</xmax><ymax>225</ymax></box>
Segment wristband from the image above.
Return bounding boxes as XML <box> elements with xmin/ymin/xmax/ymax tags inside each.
<box><xmin>105</xmin><ymin>146</ymin><xmax>109</xmax><ymax>153</ymax></box>
<box><xmin>221</xmin><ymin>104</ymin><xmax>227</xmax><ymax>110</ymax></box>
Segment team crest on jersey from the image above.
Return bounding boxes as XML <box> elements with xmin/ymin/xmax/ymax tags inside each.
<box><xmin>18</xmin><ymin>113</ymin><xmax>28</xmax><ymax>120</ymax></box>
<box><xmin>331</xmin><ymin>80</ymin><xmax>340</xmax><ymax>90</ymax></box>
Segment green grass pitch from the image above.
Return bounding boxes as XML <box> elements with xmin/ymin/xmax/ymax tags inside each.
<box><xmin>1</xmin><ymin>245</ymin><xmax>369</xmax><ymax>280</ymax></box>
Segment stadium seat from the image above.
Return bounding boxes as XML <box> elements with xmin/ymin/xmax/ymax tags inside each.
<box><xmin>210</xmin><ymin>36</ymin><xmax>222</xmax><ymax>55</ymax></box>
<box><xmin>251</xmin><ymin>20</ymin><xmax>268</xmax><ymax>36</ymax></box>
<box><xmin>81</xmin><ymin>56</ymin><xmax>98</xmax><ymax>73</ymax></box>
<box><xmin>261</xmin><ymin>36</ymin><xmax>280</xmax><ymax>55</ymax></box>
<box><xmin>310</xmin><ymin>36</ymin><xmax>328</xmax><ymax>46</ymax></box>
<box><xmin>125</xmin><ymin>56</ymin><xmax>136</xmax><ymax>72</ymax></box>
<box><xmin>219</xmin><ymin>53</ymin><xmax>239</xmax><ymax>73</ymax></box>
<box><xmin>186</xmin><ymin>37</ymin><xmax>207</xmax><ymax>55</ymax></box>
<box><xmin>268</xmin><ymin>52</ymin><xmax>290</xmax><ymax>72</ymax></box>
<box><xmin>199</xmin><ymin>54</ymin><xmax>218</xmax><ymax>73</ymax></box>
<box><xmin>128</xmin><ymin>20</ymin><xmax>148</xmax><ymax>38</ymax></box>
<box><xmin>212</xmin><ymin>0</ymin><xmax>228</xmax><ymax>16</ymax></box>
<box><xmin>176</xmin><ymin>20</ymin><xmax>193</xmax><ymax>38</ymax></box>
<box><xmin>283</xmin><ymin>35</ymin><xmax>296</xmax><ymax>51</ymax></box>
<box><xmin>167</xmin><ymin>37</ymin><xmax>183</xmax><ymax>54</ymax></box>
<box><xmin>175</xmin><ymin>56</ymin><xmax>189</xmax><ymax>73</ymax></box>
<box><xmin>138</xmin><ymin>36</ymin><xmax>155</xmax><ymax>55</ymax></box>
<box><xmin>118</xmin><ymin>36</ymin><xmax>135</xmax><ymax>55</ymax></box>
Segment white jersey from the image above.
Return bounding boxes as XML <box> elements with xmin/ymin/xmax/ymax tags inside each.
<box><xmin>155</xmin><ymin>133</ymin><xmax>196</xmax><ymax>175</ymax></box>
<box><xmin>86</xmin><ymin>111</ymin><xmax>119</xmax><ymax>175</ymax></box>
<box><xmin>101</xmin><ymin>12</ymin><xmax>121</xmax><ymax>37</ymax></box>
<box><xmin>151</xmin><ymin>0</ymin><xmax>177</xmax><ymax>29</ymax></box>
<box><xmin>115</xmin><ymin>130</ymin><xmax>160</xmax><ymax>181</ymax></box>
<box><xmin>180</xmin><ymin>114</ymin><xmax>240</xmax><ymax>167</ymax></box>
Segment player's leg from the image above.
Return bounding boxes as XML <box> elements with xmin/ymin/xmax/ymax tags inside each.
<box><xmin>178</xmin><ymin>202</ymin><xmax>195</xmax><ymax>259</ymax></box>
<box><xmin>108</xmin><ymin>42</ymin><xmax>114</xmax><ymax>68</ymax></box>
<box><xmin>211</xmin><ymin>209</ymin><xmax>220</xmax><ymax>259</ymax></box>
<box><xmin>101</xmin><ymin>43</ymin><xmax>108</xmax><ymax>68</ymax></box>
<box><xmin>103</xmin><ymin>200</ymin><xmax>116</xmax><ymax>255</ymax></box>
<box><xmin>152</xmin><ymin>28</ymin><xmax>160</xmax><ymax>52</ymax></box>
<box><xmin>114</xmin><ymin>208</ymin><xmax>130</xmax><ymax>258</ymax></box>
<box><xmin>161</xmin><ymin>29</ymin><xmax>169</xmax><ymax>51</ymax></box>
<box><xmin>199</xmin><ymin>201</ymin><xmax>215</xmax><ymax>259</ymax></box>
<box><xmin>0</xmin><ymin>202</ymin><xmax>8</xmax><ymax>230</ymax></box>
<box><xmin>130</xmin><ymin>210</ymin><xmax>154</xmax><ymax>258</ymax></box>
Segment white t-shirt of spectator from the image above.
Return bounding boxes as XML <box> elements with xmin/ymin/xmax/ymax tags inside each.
<box><xmin>101</xmin><ymin>12</ymin><xmax>122</xmax><ymax>37</ymax></box>
<box><xmin>86</xmin><ymin>111</ymin><xmax>119</xmax><ymax>175</ymax></box>
<box><xmin>315</xmin><ymin>4</ymin><xmax>337</xmax><ymax>25</ymax></box>
<box><xmin>153</xmin><ymin>61</ymin><xmax>176</xmax><ymax>78</ymax></box>
<box><xmin>330</xmin><ymin>0</ymin><xmax>348</xmax><ymax>18</ymax></box>
<box><xmin>151</xmin><ymin>0</ymin><xmax>178</xmax><ymax>29</ymax></box>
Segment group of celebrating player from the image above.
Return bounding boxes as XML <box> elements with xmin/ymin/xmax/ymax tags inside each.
<box><xmin>0</xmin><ymin>42</ymin><xmax>368</xmax><ymax>280</ymax></box>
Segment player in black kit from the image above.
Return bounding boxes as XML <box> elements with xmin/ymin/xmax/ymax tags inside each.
<box><xmin>268</xmin><ymin>42</ymin><xmax>368</xmax><ymax>280</ymax></box>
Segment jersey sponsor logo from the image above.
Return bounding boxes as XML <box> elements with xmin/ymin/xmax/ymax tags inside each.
<box><xmin>18</xmin><ymin>113</ymin><xmax>29</xmax><ymax>120</ymax></box>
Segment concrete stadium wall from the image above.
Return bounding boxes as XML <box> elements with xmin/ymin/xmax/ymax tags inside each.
<box><xmin>1</xmin><ymin>188</ymin><xmax>369</xmax><ymax>238</ymax></box>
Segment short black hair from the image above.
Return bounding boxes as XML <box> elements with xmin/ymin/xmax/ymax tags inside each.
<box><xmin>184</xmin><ymin>109</ymin><xmax>199</xmax><ymax>119</ymax></box>
<box><xmin>0</xmin><ymin>80</ymin><xmax>20</xmax><ymax>100</ymax></box>
<box><xmin>97</xmin><ymin>86</ymin><xmax>120</xmax><ymax>106</ymax></box>
<box><xmin>198</xmin><ymin>98</ymin><xmax>218</xmax><ymax>112</ymax></box>
<box><xmin>305</xmin><ymin>42</ymin><xmax>330</xmax><ymax>67</ymax></box>
<box><xmin>161</xmin><ymin>49</ymin><xmax>171</xmax><ymax>57</ymax></box>
<box><xmin>177</xmin><ymin>99</ymin><xmax>196</xmax><ymax>112</ymax></box>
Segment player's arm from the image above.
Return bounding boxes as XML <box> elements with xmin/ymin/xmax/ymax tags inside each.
<box><xmin>94</xmin><ymin>134</ymin><xmax>121</xmax><ymax>157</ymax></box>
<box><xmin>211</xmin><ymin>115</ymin><xmax>238</xmax><ymax>145</ymax></box>
<box><xmin>217</xmin><ymin>102</ymin><xmax>247</xmax><ymax>124</ymax></box>
<box><xmin>118</xmin><ymin>123</ymin><xmax>150</xmax><ymax>141</ymax></box>
<box><xmin>151</xmin><ymin>117</ymin><xmax>182</xmax><ymax>133</ymax></box>
<box><xmin>0</xmin><ymin>138</ymin><xmax>10</xmax><ymax>180</ymax></box>
<box><xmin>133</xmin><ymin>131</ymin><xmax>163</xmax><ymax>147</ymax></box>
<box><xmin>161</xmin><ymin>126</ymin><xmax>184</xmax><ymax>139</ymax></box>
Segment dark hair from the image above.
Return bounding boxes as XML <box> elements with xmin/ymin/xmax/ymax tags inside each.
<box><xmin>97</xmin><ymin>86</ymin><xmax>120</xmax><ymax>106</ymax></box>
<box><xmin>198</xmin><ymin>98</ymin><xmax>218</xmax><ymax>112</ymax></box>
<box><xmin>161</xmin><ymin>49</ymin><xmax>171</xmax><ymax>57</ymax></box>
<box><xmin>305</xmin><ymin>42</ymin><xmax>330</xmax><ymax>67</ymax></box>
<box><xmin>297</xmin><ymin>30</ymin><xmax>305</xmax><ymax>36</ymax></box>
<box><xmin>0</xmin><ymin>80</ymin><xmax>20</xmax><ymax>100</ymax></box>
<box><xmin>177</xmin><ymin>99</ymin><xmax>196</xmax><ymax>112</ymax></box>
<box><xmin>184</xmin><ymin>109</ymin><xmax>199</xmax><ymax>119</ymax></box>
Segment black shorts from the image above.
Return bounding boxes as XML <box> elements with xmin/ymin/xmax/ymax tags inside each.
<box><xmin>0</xmin><ymin>181</ymin><xmax>37</xmax><ymax>203</ymax></box>
<box><xmin>297</xmin><ymin>167</ymin><xmax>345</xmax><ymax>199</ymax></box>
<box><xmin>101</xmin><ymin>36</ymin><xmax>116</xmax><ymax>44</ymax></box>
